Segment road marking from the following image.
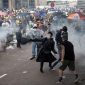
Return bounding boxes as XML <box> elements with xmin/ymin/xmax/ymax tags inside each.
<box><xmin>22</xmin><ymin>71</ymin><xmax>28</xmax><ymax>74</ymax></box>
<box><xmin>0</xmin><ymin>74</ymin><xmax>7</xmax><ymax>79</ymax></box>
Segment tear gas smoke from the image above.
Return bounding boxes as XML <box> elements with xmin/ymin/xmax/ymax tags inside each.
<box><xmin>52</xmin><ymin>18</ymin><xmax>85</xmax><ymax>66</ymax></box>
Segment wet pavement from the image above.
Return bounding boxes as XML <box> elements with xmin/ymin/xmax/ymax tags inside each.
<box><xmin>0</xmin><ymin>43</ymin><xmax>85</xmax><ymax>85</ymax></box>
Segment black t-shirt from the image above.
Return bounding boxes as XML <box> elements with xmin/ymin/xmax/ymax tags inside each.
<box><xmin>62</xmin><ymin>41</ymin><xmax>75</xmax><ymax>61</ymax></box>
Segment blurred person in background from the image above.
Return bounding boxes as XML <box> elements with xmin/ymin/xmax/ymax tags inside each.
<box><xmin>61</xmin><ymin>26</ymin><xmax>68</xmax><ymax>41</ymax></box>
<box><xmin>30</xmin><ymin>22</ymin><xmax>44</xmax><ymax>60</ymax></box>
<box><xmin>16</xmin><ymin>29</ymin><xmax>22</xmax><ymax>48</ymax></box>
<box><xmin>0</xmin><ymin>17</ymin><xmax>3</xmax><ymax>26</ymax></box>
<box><xmin>2</xmin><ymin>19</ymin><xmax>10</xmax><ymax>27</ymax></box>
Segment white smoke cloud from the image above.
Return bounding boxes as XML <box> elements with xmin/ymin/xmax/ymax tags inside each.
<box><xmin>52</xmin><ymin>18</ymin><xmax>85</xmax><ymax>57</ymax></box>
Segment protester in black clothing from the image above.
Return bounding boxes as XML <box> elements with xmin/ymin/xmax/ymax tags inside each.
<box><xmin>56</xmin><ymin>40</ymin><xmax>79</xmax><ymax>83</ymax></box>
<box><xmin>36</xmin><ymin>32</ymin><xmax>57</xmax><ymax>73</ymax></box>
<box><xmin>56</xmin><ymin>29</ymin><xmax>62</xmax><ymax>45</ymax></box>
<box><xmin>51</xmin><ymin>26</ymin><xmax>68</xmax><ymax>70</ymax></box>
<box><xmin>61</xmin><ymin>26</ymin><xmax>68</xmax><ymax>41</ymax></box>
<box><xmin>16</xmin><ymin>29</ymin><xmax>22</xmax><ymax>48</ymax></box>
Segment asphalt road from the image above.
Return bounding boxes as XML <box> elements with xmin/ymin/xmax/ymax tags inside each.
<box><xmin>0</xmin><ymin>43</ymin><xmax>85</xmax><ymax>85</ymax></box>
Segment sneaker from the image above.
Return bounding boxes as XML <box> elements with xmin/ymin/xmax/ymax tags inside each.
<box><xmin>62</xmin><ymin>76</ymin><xmax>66</xmax><ymax>79</ymax></box>
<box><xmin>56</xmin><ymin>81</ymin><xmax>62</xmax><ymax>84</ymax></box>
<box><xmin>30</xmin><ymin>57</ymin><xmax>35</xmax><ymax>60</ymax></box>
<box><xmin>56</xmin><ymin>77</ymin><xmax>63</xmax><ymax>84</ymax></box>
<box><xmin>51</xmin><ymin>68</ymin><xmax>56</xmax><ymax>71</ymax></box>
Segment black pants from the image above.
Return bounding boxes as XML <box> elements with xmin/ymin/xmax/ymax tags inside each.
<box><xmin>40</xmin><ymin>62</ymin><xmax>52</xmax><ymax>71</ymax></box>
<box><xmin>37</xmin><ymin>44</ymin><xmax>41</xmax><ymax>57</ymax></box>
<box><xmin>17</xmin><ymin>40</ymin><xmax>21</xmax><ymax>48</ymax></box>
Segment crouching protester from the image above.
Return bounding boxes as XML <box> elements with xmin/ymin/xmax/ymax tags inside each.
<box><xmin>56</xmin><ymin>39</ymin><xmax>79</xmax><ymax>83</ymax></box>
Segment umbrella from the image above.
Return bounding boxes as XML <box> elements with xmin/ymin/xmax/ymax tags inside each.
<box><xmin>67</xmin><ymin>12</ymin><xmax>85</xmax><ymax>20</ymax></box>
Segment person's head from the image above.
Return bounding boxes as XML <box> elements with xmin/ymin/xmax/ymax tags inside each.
<box><xmin>36</xmin><ymin>20</ymin><xmax>41</xmax><ymax>23</ymax></box>
<box><xmin>63</xmin><ymin>26</ymin><xmax>67</xmax><ymax>32</ymax></box>
<box><xmin>36</xmin><ymin>18</ymin><xmax>40</xmax><ymax>22</ymax></box>
<box><xmin>60</xmin><ymin>28</ymin><xmax>63</xmax><ymax>32</ymax></box>
<box><xmin>46</xmin><ymin>32</ymin><xmax>53</xmax><ymax>38</ymax></box>
<box><xmin>36</xmin><ymin>20</ymin><xmax>41</xmax><ymax>28</ymax></box>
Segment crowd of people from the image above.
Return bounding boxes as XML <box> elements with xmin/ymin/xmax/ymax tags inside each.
<box><xmin>0</xmin><ymin>7</ymin><xmax>79</xmax><ymax>84</ymax></box>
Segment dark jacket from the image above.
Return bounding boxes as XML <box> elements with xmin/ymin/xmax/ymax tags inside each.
<box><xmin>56</xmin><ymin>30</ymin><xmax>62</xmax><ymax>44</ymax></box>
<box><xmin>36</xmin><ymin>38</ymin><xmax>57</xmax><ymax>62</ymax></box>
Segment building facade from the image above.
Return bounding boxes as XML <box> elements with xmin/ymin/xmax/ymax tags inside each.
<box><xmin>77</xmin><ymin>0</ymin><xmax>85</xmax><ymax>9</ymax></box>
<box><xmin>0</xmin><ymin>0</ymin><xmax>9</xmax><ymax>9</ymax></box>
<box><xmin>0</xmin><ymin>0</ymin><xmax>36</xmax><ymax>10</ymax></box>
<box><xmin>46</xmin><ymin>0</ymin><xmax>77</xmax><ymax>8</ymax></box>
<box><xmin>35</xmin><ymin>0</ymin><xmax>46</xmax><ymax>6</ymax></box>
<box><xmin>0</xmin><ymin>0</ymin><xmax>77</xmax><ymax>10</ymax></box>
<box><xmin>0</xmin><ymin>0</ymin><xmax>15</xmax><ymax>10</ymax></box>
<box><xmin>11</xmin><ymin>0</ymin><xmax>35</xmax><ymax>10</ymax></box>
<box><xmin>0</xmin><ymin>0</ymin><xmax>3</xmax><ymax>9</ymax></box>
<box><xmin>1</xmin><ymin>0</ymin><xmax>47</xmax><ymax>10</ymax></box>
<box><xmin>46</xmin><ymin>0</ymin><xmax>69</xmax><ymax>8</ymax></box>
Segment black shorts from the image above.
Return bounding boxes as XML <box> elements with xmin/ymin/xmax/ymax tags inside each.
<box><xmin>59</xmin><ymin>60</ymin><xmax>75</xmax><ymax>71</ymax></box>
